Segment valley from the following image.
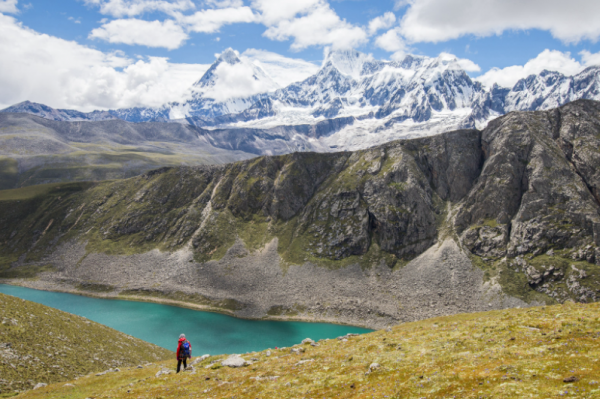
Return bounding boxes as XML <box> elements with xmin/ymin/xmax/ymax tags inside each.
<box><xmin>2</xmin><ymin>100</ymin><xmax>600</xmax><ymax>331</ymax></box>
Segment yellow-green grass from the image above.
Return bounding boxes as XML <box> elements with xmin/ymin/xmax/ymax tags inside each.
<box><xmin>17</xmin><ymin>301</ymin><xmax>600</xmax><ymax>399</ymax></box>
<box><xmin>0</xmin><ymin>293</ymin><xmax>172</xmax><ymax>396</ymax></box>
<box><xmin>0</xmin><ymin>182</ymin><xmax>94</xmax><ymax>201</ymax></box>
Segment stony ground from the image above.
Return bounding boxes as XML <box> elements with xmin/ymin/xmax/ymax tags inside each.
<box><xmin>0</xmin><ymin>293</ymin><xmax>172</xmax><ymax>396</ymax></box>
<box><xmin>15</xmin><ymin>301</ymin><xmax>600</xmax><ymax>399</ymax></box>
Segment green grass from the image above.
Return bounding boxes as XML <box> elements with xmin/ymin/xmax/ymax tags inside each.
<box><xmin>0</xmin><ymin>156</ymin><xmax>18</xmax><ymax>190</ymax></box>
<box><xmin>15</xmin><ymin>301</ymin><xmax>600</xmax><ymax>399</ymax></box>
<box><xmin>0</xmin><ymin>293</ymin><xmax>172</xmax><ymax>395</ymax></box>
<box><xmin>0</xmin><ymin>181</ymin><xmax>94</xmax><ymax>201</ymax></box>
<box><xmin>0</xmin><ymin>182</ymin><xmax>64</xmax><ymax>201</ymax></box>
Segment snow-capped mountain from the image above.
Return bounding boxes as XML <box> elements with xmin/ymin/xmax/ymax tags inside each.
<box><xmin>3</xmin><ymin>49</ymin><xmax>600</xmax><ymax>153</ymax></box>
<box><xmin>182</xmin><ymin>48</ymin><xmax>278</xmax><ymax>118</ymax></box>
<box><xmin>470</xmin><ymin>66</ymin><xmax>600</xmax><ymax>125</ymax></box>
<box><xmin>1</xmin><ymin>101</ymin><xmax>116</xmax><ymax>122</ymax></box>
<box><xmin>108</xmin><ymin>48</ymin><xmax>278</xmax><ymax>122</ymax></box>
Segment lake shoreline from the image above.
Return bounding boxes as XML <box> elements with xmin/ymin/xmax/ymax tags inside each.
<box><xmin>0</xmin><ymin>279</ymin><xmax>377</xmax><ymax>331</ymax></box>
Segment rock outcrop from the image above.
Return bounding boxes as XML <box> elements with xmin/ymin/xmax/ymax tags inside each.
<box><xmin>2</xmin><ymin>100</ymin><xmax>600</xmax><ymax>328</ymax></box>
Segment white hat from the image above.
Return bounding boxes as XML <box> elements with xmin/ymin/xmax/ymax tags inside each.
<box><xmin>179</xmin><ymin>334</ymin><xmax>185</xmax><ymax>339</ymax></box>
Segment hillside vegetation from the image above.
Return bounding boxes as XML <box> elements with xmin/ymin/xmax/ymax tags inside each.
<box><xmin>16</xmin><ymin>301</ymin><xmax>600</xmax><ymax>399</ymax></box>
<box><xmin>0</xmin><ymin>293</ymin><xmax>172</xmax><ymax>396</ymax></box>
<box><xmin>0</xmin><ymin>112</ymin><xmax>254</xmax><ymax>189</ymax></box>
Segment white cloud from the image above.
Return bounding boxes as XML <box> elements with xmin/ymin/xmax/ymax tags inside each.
<box><xmin>204</xmin><ymin>0</ymin><xmax>244</xmax><ymax>8</ymax></box>
<box><xmin>0</xmin><ymin>0</ymin><xmax>18</xmax><ymax>13</ymax></box>
<box><xmin>398</xmin><ymin>0</ymin><xmax>600</xmax><ymax>44</ymax></box>
<box><xmin>368</xmin><ymin>12</ymin><xmax>396</xmax><ymax>36</ymax></box>
<box><xmin>251</xmin><ymin>0</ymin><xmax>321</xmax><ymax>25</ymax></box>
<box><xmin>580</xmin><ymin>50</ymin><xmax>600</xmax><ymax>67</ymax></box>
<box><xmin>393</xmin><ymin>0</ymin><xmax>410</xmax><ymax>10</ymax></box>
<box><xmin>177</xmin><ymin>6</ymin><xmax>257</xmax><ymax>33</ymax></box>
<box><xmin>375</xmin><ymin>28</ymin><xmax>405</xmax><ymax>53</ymax></box>
<box><xmin>475</xmin><ymin>49</ymin><xmax>588</xmax><ymax>88</ymax></box>
<box><xmin>259</xmin><ymin>0</ymin><xmax>367</xmax><ymax>50</ymax></box>
<box><xmin>85</xmin><ymin>0</ymin><xmax>368</xmax><ymax>52</ymax></box>
<box><xmin>84</xmin><ymin>0</ymin><xmax>195</xmax><ymax>18</ymax></box>
<box><xmin>241</xmin><ymin>48</ymin><xmax>319</xmax><ymax>86</ymax></box>
<box><xmin>0</xmin><ymin>14</ymin><xmax>209</xmax><ymax>111</ymax></box>
<box><xmin>89</xmin><ymin>18</ymin><xmax>188</xmax><ymax>49</ymax></box>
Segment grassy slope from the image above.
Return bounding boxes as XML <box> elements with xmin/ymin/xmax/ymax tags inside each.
<box><xmin>0</xmin><ymin>293</ymin><xmax>172</xmax><ymax>396</ymax></box>
<box><xmin>0</xmin><ymin>182</ymin><xmax>91</xmax><ymax>201</ymax></box>
<box><xmin>0</xmin><ymin>157</ymin><xmax>18</xmax><ymax>191</ymax></box>
<box><xmin>10</xmin><ymin>149</ymin><xmax>237</xmax><ymax>189</ymax></box>
<box><xmin>16</xmin><ymin>301</ymin><xmax>600</xmax><ymax>399</ymax></box>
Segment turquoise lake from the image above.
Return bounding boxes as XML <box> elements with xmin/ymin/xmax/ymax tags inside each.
<box><xmin>0</xmin><ymin>284</ymin><xmax>371</xmax><ymax>354</ymax></box>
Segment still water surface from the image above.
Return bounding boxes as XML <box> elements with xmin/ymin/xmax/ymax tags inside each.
<box><xmin>0</xmin><ymin>284</ymin><xmax>371</xmax><ymax>354</ymax></box>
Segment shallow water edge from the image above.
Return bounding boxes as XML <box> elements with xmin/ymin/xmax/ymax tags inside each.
<box><xmin>0</xmin><ymin>279</ymin><xmax>376</xmax><ymax>330</ymax></box>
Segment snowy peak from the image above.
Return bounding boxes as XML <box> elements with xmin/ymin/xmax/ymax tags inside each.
<box><xmin>323</xmin><ymin>48</ymin><xmax>375</xmax><ymax>80</ymax></box>
<box><xmin>189</xmin><ymin>48</ymin><xmax>279</xmax><ymax>107</ymax></box>
<box><xmin>218</xmin><ymin>48</ymin><xmax>241</xmax><ymax>65</ymax></box>
<box><xmin>193</xmin><ymin>48</ymin><xmax>242</xmax><ymax>89</ymax></box>
<box><xmin>0</xmin><ymin>101</ymin><xmax>116</xmax><ymax>122</ymax></box>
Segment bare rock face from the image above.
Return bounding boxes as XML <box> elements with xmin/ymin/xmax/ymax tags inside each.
<box><xmin>2</xmin><ymin>100</ymin><xmax>600</xmax><ymax>327</ymax></box>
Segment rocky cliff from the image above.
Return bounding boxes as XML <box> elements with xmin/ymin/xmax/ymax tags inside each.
<box><xmin>2</xmin><ymin>100</ymin><xmax>600</xmax><ymax>328</ymax></box>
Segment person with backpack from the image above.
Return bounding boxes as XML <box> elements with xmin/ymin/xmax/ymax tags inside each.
<box><xmin>176</xmin><ymin>333</ymin><xmax>192</xmax><ymax>373</ymax></box>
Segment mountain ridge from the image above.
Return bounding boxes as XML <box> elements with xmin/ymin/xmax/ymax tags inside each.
<box><xmin>4</xmin><ymin>49</ymin><xmax>599</xmax><ymax>154</ymax></box>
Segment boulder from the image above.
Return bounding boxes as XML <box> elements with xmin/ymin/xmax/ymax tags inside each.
<box><xmin>191</xmin><ymin>354</ymin><xmax>210</xmax><ymax>366</ymax></box>
<box><xmin>221</xmin><ymin>355</ymin><xmax>247</xmax><ymax>368</ymax></box>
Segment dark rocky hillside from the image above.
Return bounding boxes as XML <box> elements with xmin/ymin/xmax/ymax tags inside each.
<box><xmin>1</xmin><ymin>100</ymin><xmax>600</xmax><ymax>328</ymax></box>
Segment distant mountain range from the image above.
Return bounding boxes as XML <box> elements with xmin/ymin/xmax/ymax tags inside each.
<box><xmin>2</xmin><ymin>49</ymin><xmax>600</xmax><ymax>152</ymax></box>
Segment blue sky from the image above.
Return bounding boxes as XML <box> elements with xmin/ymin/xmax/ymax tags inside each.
<box><xmin>1</xmin><ymin>0</ymin><xmax>600</xmax><ymax>110</ymax></box>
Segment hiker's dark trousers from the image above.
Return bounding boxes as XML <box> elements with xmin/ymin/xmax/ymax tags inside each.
<box><xmin>177</xmin><ymin>358</ymin><xmax>187</xmax><ymax>373</ymax></box>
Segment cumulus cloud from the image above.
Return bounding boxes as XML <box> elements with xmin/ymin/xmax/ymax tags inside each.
<box><xmin>85</xmin><ymin>0</ymin><xmax>369</xmax><ymax>52</ymax></box>
<box><xmin>241</xmin><ymin>48</ymin><xmax>319</xmax><ymax>86</ymax></box>
<box><xmin>84</xmin><ymin>0</ymin><xmax>194</xmax><ymax>18</ymax></box>
<box><xmin>177</xmin><ymin>6</ymin><xmax>257</xmax><ymax>33</ymax></box>
<box><xmin>368</xmin><ymin>12</ymin><xmax>396</xmax><ymax>36</ymax></box>
<box><xmin>89</xmin><ymin>18</ymin><xmax>188</xmax><ymax>49</ymax></box>
<box><xmin>258</xmin><ymin>0</ymin><xmax>368</xmax><ymax>50</ymax></box>
<box><xmin>475</xmin><ymin>49</ymin><xmax>596</xmax><ymax>88</ymax></box>
<box><xmin>0</xmin><ymin>0</ymin><xmax>18</xmax><ymax>13</ymax></box>
<box><xmin>398</xmin><ymin>0</ymin><xmax>600</xmax><ymax>44</ymax></box>
<box><xmin>375</xmin><ymin>28</ymin><xmax>405</xmax><ymax>53</ymax></box>
<box><xmin>0</xmin><ymin>14</ymin><xmax>209</xmax><ymax>111</ymax></box>
<box><xmin>580</xmin><ymin>50</ymin><xmax>600</xmax><ymax>67</ymax></box>
<box><xmin>204</xmin><ymin>0</ymin><xmax>244</xmax><ymax>8</ymax></box>
<box><xmin>251</xmin><ymin>0</ymin><xmax>321</xmax><ymax>25</ymax></box>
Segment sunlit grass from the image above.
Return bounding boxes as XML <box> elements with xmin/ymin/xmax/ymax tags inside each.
<box><xmin>17</xmin><ymin>301</ymin><xmax>600</xmax><ymax>398</ymax></box>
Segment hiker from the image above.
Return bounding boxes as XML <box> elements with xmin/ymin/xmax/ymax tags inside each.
<box><xmin>176</xmin><ymin>333</ymin><xmax>192</xmax><ymax>373</ymax></box>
